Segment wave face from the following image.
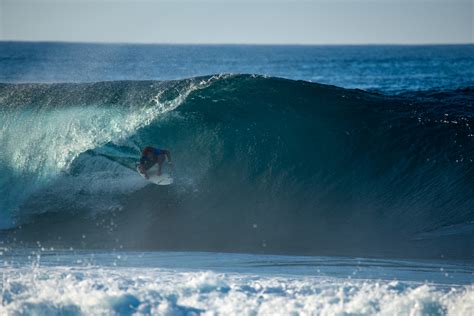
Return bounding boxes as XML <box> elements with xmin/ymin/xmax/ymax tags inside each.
<box><xmin>0</xmin><ymin>75</ymin><xmax>473</xmax><ymax>259</ymax></box>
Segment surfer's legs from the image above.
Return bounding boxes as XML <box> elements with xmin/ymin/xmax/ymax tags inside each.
<box><xmin>163</xmin><ymin>150</ymin><xmax>171</xmax><ymax>163</ymax></box>
<box><xmin>156</xmin><ymin>154</ymin><xmax>166</xmax><ymax>176</ymax></box>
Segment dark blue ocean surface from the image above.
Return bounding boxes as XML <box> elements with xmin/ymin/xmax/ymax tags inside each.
<box><xmin>1</xmin><ymin>42</ymin><xmax>473</xmax><ymax>92</ymax></box>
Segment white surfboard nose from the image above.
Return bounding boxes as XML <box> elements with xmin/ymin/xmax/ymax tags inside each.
<box><xmin>137</xmin><ymin>164</ymin><xmax>174</xmax><ymax>185</ymax></box>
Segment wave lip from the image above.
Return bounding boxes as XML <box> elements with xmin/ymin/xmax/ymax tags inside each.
<box><xmin>0</xmin><ymin>75</ymin><xmax>226</xmax><ymax>228</ymax></box>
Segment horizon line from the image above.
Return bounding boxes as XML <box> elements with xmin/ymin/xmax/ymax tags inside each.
<box><xmin>1</xmin><ymin>40</ymin><xmax>473</xmax><ymax>46</ymax></box>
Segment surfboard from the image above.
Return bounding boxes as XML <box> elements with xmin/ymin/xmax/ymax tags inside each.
<box><xmin>145</xmin><ymin>172</ymin><xmax>174</xmax><ymax>185</ymax></box>
<box><xmin>137</xmin><ymin>163</ymin><xmax>174</xmax><ymax>185</ymax></box>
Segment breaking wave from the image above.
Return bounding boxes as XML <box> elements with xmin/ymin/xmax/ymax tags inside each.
<box><xmin>0</xmin><ymin>75</ymin><xmax>473</xmax><ymax>259</ymax></box>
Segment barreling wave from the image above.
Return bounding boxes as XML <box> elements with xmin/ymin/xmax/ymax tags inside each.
<box><xmin>0</xmin><ymin>75</ymin><xmax>473</xmax><ymax>259</ymax></box>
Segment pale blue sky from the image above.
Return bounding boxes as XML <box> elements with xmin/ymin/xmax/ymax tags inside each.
<box><xmin>0</xmin><ymin>0</ymin><xmax>472</xmax><ymax>44</ymax></box>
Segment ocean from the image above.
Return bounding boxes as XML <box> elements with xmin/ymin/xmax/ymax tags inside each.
<box><xmin>0</xmin><ymin>42</ymin><xmax>473</xmax><ymax>315</ymax></box>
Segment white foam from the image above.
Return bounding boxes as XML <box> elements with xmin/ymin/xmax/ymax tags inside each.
<box><xmin>1</xmin><ymin>266</ymin><xmax>472</xmax><ymax>315</ymax></box>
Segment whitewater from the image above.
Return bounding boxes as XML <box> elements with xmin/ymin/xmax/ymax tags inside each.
<box><xmin>1</xmin><ymin>250</ymin><xmax>473</xmax><ymax>315</ymax></box>
<box><xmin>0</xmin><ymin>43</ymin><xmax>473</xmax><ymax>315</ymax></box>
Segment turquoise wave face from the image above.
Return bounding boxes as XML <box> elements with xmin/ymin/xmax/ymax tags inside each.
<box><xmin>0</xmin><ymin>75</ymin><xmax>473</xmax><ymax>259</ymax></box>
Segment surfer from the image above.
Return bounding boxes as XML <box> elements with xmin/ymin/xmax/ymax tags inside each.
<box><xmin>138</xmin><ymin>146</ymin><xmax>172</xmax><ymax>178</ymax></box>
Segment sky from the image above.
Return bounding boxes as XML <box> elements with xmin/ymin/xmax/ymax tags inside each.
<box><xmin>0</xmin><ymin>0</ymin><xmax>472</xmax><ymax>44</ymax></box>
